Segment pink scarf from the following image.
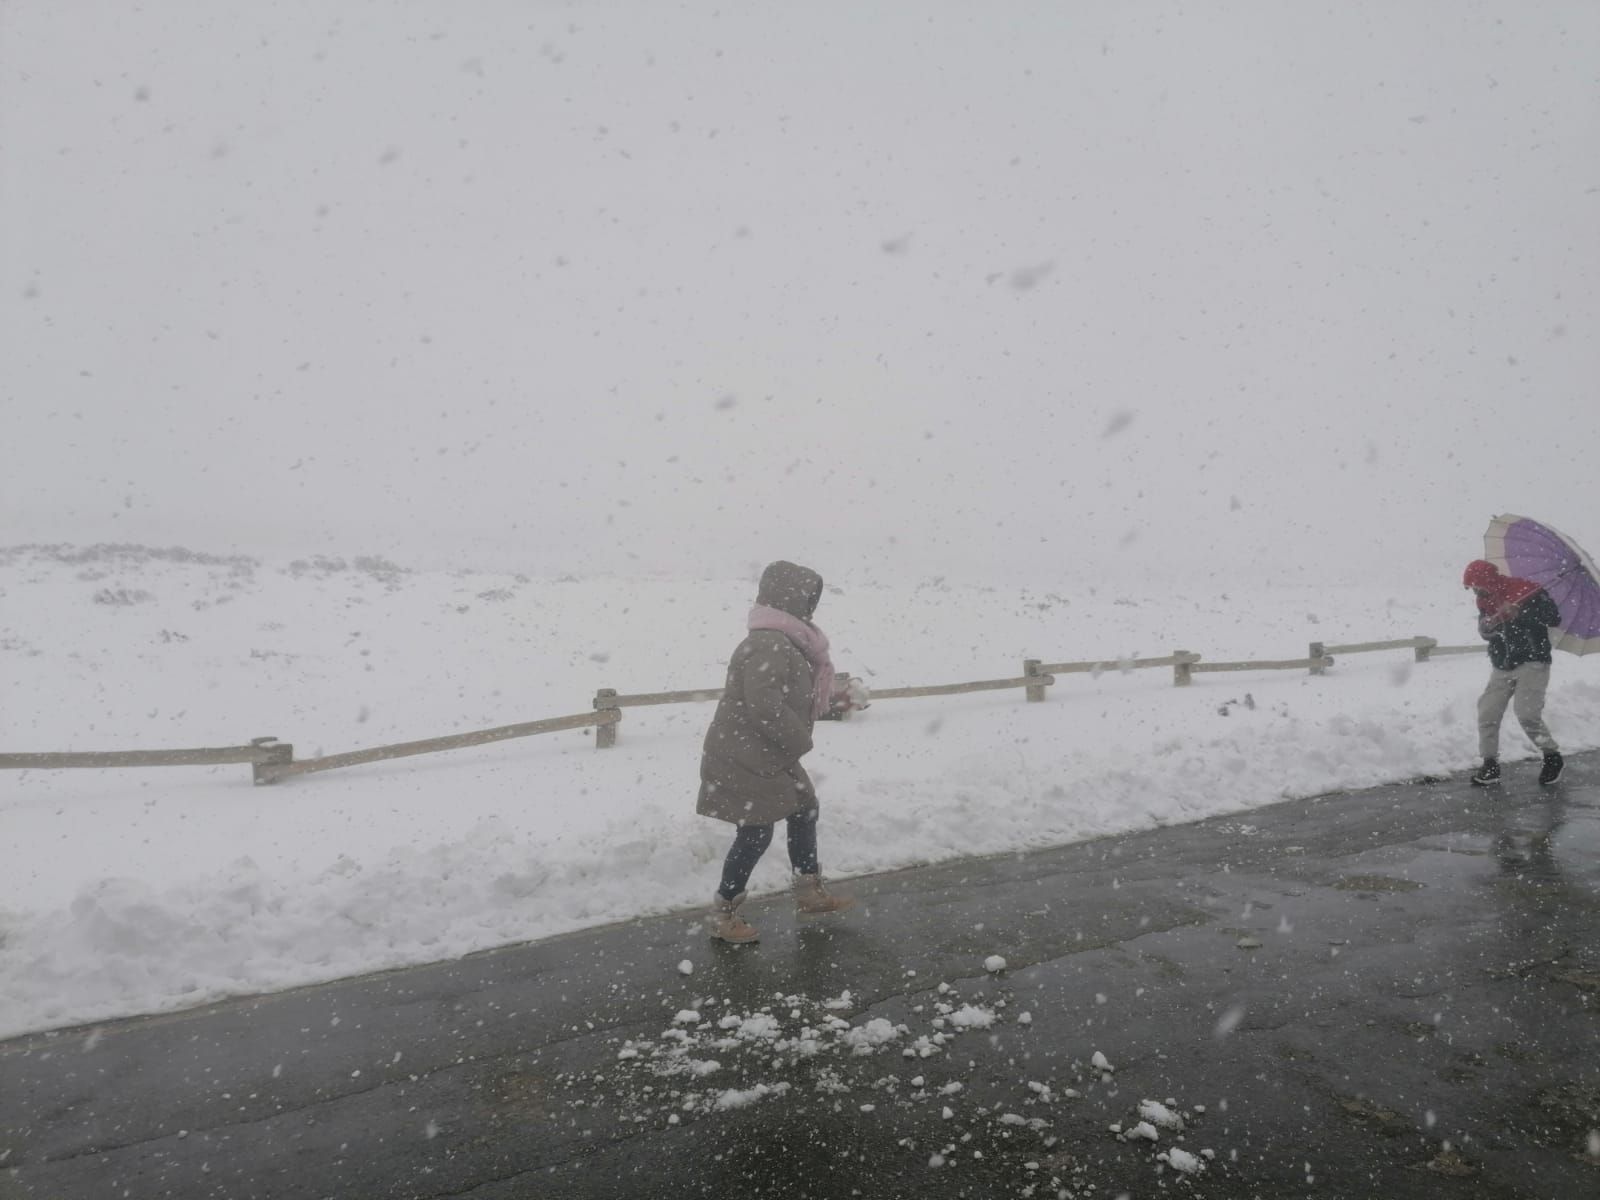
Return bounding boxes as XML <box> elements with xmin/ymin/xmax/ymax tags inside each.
<box><xmin>748</xmin><ymin>604</ymin><xmax>835</xmax><ymax>718</ymax></box>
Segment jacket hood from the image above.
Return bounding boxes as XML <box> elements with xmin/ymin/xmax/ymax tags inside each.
<box><xmin>756</xmin><ymin>560</ymin><xmax>823</xmax><ymax>620</ymax></box>
<box><xmin>1465</xmin><ymin>558</ymin><xmax>1541</xmax><ymax>615</ymax></box>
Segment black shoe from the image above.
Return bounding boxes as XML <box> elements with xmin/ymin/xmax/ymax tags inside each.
<box><xmin>1539</xmin><ymin>752</ymin><xmax>1564</xmax><ymax>786</ymax></box>
<box><xmin>1470</xmin><ymin>759</ymin><xmax>1501</xmax><ymax>786</ymax></box>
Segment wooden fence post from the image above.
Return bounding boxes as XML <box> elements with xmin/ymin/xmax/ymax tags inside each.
<box><xmin>1414</xmin><ymin>636</ymin><xmax>1436</xmax><ymax>663</ymax></box>
<box><xmin>1023</xmin><ymin>659</ymin><xmax>1047</xmax><ymax>702</ymax></box>
<box><xmin>594</xmin><ymin>689</ymin><xmax>620</xmax><ymax>749</ymax></box>
<box><xmin>1173</xmin><ymin>650</ymin><xmax>1195</xmax><ymax>687</ymax></box>
<box><xmin>1308</xmin><ymin>641</ymin><xmax>1326</xmax><ymax>676</ymax></box>
<box><xmin>251</xmin><ymin>736</ymin><xmax>294</xmax><ymax>785</ymax></box>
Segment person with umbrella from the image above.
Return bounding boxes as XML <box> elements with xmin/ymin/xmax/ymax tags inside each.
<box><xmin>1462</xmin><ymin>558</ymin><xmax>1563</xmax><ymax>786</ymax></box>
<box><xmin>1468</xmin><ymin>513</ymin><xmax>1600</xmax><ymax>785</ymax></box>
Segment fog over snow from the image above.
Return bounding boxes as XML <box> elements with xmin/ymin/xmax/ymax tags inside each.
<box><xmin>4</xmin><ymin>0</ymin><xmax>1597</xmax><ymax>584</ymax></box>
<box><xmin>3</xmin><ymin>2</ymin><xmax>1600</xmax><ymax>1036</ymax></box>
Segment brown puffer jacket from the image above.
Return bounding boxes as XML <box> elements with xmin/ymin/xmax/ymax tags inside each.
<box><xmin>697</xmin><ymin>561</ymin><xmax>825</xmax><ymax>827</ymax></box>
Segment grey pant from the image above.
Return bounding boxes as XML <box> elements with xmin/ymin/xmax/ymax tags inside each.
<box><xmin>1478</xmin><ymin>662</ymin><xmax>1559</xmax><ymax>759</ymax></box>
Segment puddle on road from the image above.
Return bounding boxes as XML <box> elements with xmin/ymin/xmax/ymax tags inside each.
<box><xmin>1527</xmin><ymin>1082</ymin><xmax>1600</xmax><ymax>1162</ymax></box>
<box><xmin>1550</xmin><ymin>967</ymin><xmax>1600</xmax><ymax>993</ymax></box>
<box><xmin>1333</xmin><ymin>874</ymin><xmax>1425</xmax><ymax>894</ymax></box>
<box><xmin>1420</xmin><ymin>1147</ymin><xmax>1477</xmax><ymax>1177</ymax></box>
<box><xmin>1336</xmin><ymin>1094</ymin><xmax>1412</xmax><ymax>1137</ymax></box>
<box><xmin>1494</xmin><ymin>1041</ymin><xmax>1540</xmax><ymax>1065</ymax></box>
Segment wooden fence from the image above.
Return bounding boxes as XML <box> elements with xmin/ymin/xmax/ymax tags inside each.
<box><xmin>256</xmin><ymin>712</ymin><xmax>619</xmax><ymax>784</ymax></box>
<box><xmin>1308</xmin><ymin>636</ymin><xmax>1479</xmax><ymax>675</ymax></box>
<box><xmin>0</xmin><ymin>631</ymin><xmax>1490</xmax><ymax>785</ymax></box>
<box><xmin>0</xmin><ymin>715</ymin><xmax>619</xmax><ymax>786</ymax></box>
<box><xmin>0</xmin><ymin>738</ymin><xmax>292</xmax><ymax>781</ymax></box>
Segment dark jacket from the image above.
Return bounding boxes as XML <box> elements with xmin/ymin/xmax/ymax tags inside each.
<box><xmin>1482</xmin><ymin>589</ymin><xmax>1560</xmax><ymax>670</ymax></box>
<box><xmin>697</xmin><ymin>562</ymin><xmax>825</xmax><ymax>827</ymax></box>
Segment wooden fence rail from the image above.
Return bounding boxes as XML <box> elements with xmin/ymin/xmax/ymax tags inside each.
<box><xmin>598</xmin><ymin>688</ymin><xmax>725</xmax><ymax>709</ymax></box>
<box><xmin>1026</xmin><ymin>653</ymin><xmax>1199</xmax><ymax>697</ymax></box>
<box><xmin>3</xmin><ymin>629</ymin><xmax>1493</xmax><ymax>779</ymax></box>
<box><xmin>1311</xmin><ymin>636</ymin><xmax>1426</xmax><ymax>675</ymax></box>
<box><xmin>1193</xmin><ymin>655</ymin><xmax>1335</xmax><ymax>677</ymax></box>
<box><xmin>1034</xmin><ymin>652</ymin><xmax>1200</xmax><ymax>675</ymax></box>
<box><xmin>592</xmin><ymin>672</ymin><xmax>1049</xmax><ymax>746</ymax></box>
<box><xmin>591</xmin><ymin>687</ymin><xmax>721</xmax><ymax>749</ymax></box>
<box><xmin>1319</xmin><ymin>637</ymin><xmax>1429</xmax><ymax>655</ymax></box>
<box><xmin>866</xmin><ymin>674</ymin><xmax>1055</xmax><ymax>702</ymax></box>
<box><xmin>0</xmin><ymin>739</ymin><xmax>288</xmax><ymax>772</ymax></box>
<box><xmin>259</xmin><ymin>711</ymin><xmax>618</xmax><ymax>783</ymax></box>
<box><xmin>1309</xmin><ymin>637</ymin><xmax>1482</xmax><ymax>674</ymax></box>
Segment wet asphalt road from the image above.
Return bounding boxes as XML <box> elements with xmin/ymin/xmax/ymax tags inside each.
<box><xmin>3</xmin><ymin>753</ymin><xmax>1598</xmax><ymax>1200</ymax></box>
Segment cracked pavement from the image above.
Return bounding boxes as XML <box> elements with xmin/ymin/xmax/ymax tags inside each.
<box><xmin>3</xmin><ymin>753</ymin><xmax>1598</xmax><ymax>1198</ymax></box>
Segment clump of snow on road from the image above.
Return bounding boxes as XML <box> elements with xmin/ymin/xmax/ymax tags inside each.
<box><xmin>1111</xmin><ymin>1094</ymin><xmax>1215</xmax><ymax>1176</ymax></box>
<box><xmin>577</xmin><ymin>982</ymin><xmax>1056</xmax><ymax>1134</ymax></box>
<box><xmin>572</xmin><ymin>979</ymin><xmax>1164</xmax><ymax>1200</ymax></box>
<box><xmin>1162</xmin><ymin>1146</ymin><xmax>1205</xmax><ymax>1174</ymax></box>
<box><xmin>946</xmin><ymin>1004</ymin><xmax>997</xmax><ymax>1030</ymax></box>
<box><xmin>1139</xmin><ymin>1098</ymin><xmax>1185</xmax><ymax>1130</ymax></box>
<box><xmin>579</xmin><ymin>983</ymin><xmax>1226</xmax><ymax>1192</ymax></box>
<box><xmin>714</xmin><ymin>1082</ymin><xmax>790</xmax><ymax>1110</ymax></box>
<box><xmin>614</xmin><ymin>992</ymin><xmax>993</xmax><ymax>1096</ymax></box>
<box><xmin>843</xmin><ymin>1018</ymin><xmax>905</xmax><ymax>1054</ymax></box>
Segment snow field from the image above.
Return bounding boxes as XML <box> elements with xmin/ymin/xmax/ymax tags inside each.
<box><xmin>5</xmin><ymin>544</ymin><xmax>1600</xmax><ymax>1037</ymax></box>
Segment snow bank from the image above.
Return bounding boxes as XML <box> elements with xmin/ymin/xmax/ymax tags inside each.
<box><xmin>4</xmin><ymin>546</ymin><xmax>1599</xmax><ymax>1038</ymax></box>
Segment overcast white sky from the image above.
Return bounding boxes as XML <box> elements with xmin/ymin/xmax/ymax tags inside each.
<box><xmin>3</xmin><ymin>0</ymin><xmax>1597</xmax><ymax>587</ymax></box>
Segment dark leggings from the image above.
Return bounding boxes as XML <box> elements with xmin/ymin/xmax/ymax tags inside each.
<box><xmin>718</xmin><ymin>809</ymin><xmax>819</xmax><ymax>900</ymax></box>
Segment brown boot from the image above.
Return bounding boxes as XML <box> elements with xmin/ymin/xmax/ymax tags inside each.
<box><xmin>793</xmin><ymin>872</ymin><xmax>856</xmax><ymax>917</ymax></box>
<box><xmin>709</xmin><ymin>892</ymin><xmax>759</xmax><ymax>943</ymax></box>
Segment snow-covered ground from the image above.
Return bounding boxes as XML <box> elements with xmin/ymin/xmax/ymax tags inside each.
<box><xmin>5</xmin><ymin>542</ymin><xmax>1598</xmax><ymax>1040</ymax></box>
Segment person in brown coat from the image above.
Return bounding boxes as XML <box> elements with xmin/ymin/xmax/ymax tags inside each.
<box><xmin>698</xmin><ymin>560</ymin><xmax>855</xmax><ymax>942</ymax></box>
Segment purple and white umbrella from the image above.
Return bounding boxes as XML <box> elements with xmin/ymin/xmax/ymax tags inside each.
<box><xmin>1484</xmin><ymin>513</ymin><xmax>1600</xmax><ymax>655</ymax></box>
